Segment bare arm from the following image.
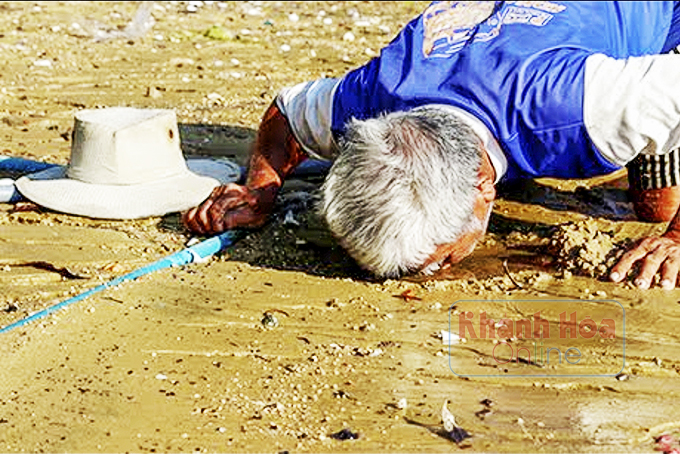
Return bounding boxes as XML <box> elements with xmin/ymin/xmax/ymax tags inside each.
<box><xmin>183</xmin><ymin>102</ymin><xmax>307</xmax><ymax>235</ymax></box>
<box><xmin>584</xmin><ymin>53</ymin><xmax>680</xmax><ymax>289</ymax></box>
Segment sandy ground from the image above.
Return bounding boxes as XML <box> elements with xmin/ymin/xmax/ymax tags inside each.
<box><xmin>1</xmin><ymin>2</ymin><xmax>680</xmax><ymax>453</ymax></box>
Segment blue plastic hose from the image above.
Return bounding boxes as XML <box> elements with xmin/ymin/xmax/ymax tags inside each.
<box><xmin>0</xmin><ymin>230</ymin><xmax>240</xmax><ymax>334</ymax></box>
<box><xmin>0</xmin><ymin>156</ymin><xmax>331</xmax><ymax>203</ymax></box>
<box><xmin>0</xmin><ymin>155</ymin><xmax>330</xmax><ymax>331</ymax></box>
<box><xmin>0</xmin><ymin>156</ymin><xmax>60</xmax><ymax>173</ymax></box>
<box><xmin>0</xmin><ymin>156</ymin><xmax>331</xmax><ymax>178</ymax></box>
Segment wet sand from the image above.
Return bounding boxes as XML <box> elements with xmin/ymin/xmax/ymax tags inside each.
<box><xmin>1</xmin><ymin>2</ymin><xmax>680</xmax><ymax>453</ymax></box>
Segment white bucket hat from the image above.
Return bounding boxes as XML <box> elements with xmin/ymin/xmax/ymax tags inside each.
<box><xmin>16</xmin><ymin>107</ymin><xmax>241</xmax><ymax>219</ymax></box>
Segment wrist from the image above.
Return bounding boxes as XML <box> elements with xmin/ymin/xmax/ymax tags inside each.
<box><xmin>663</xmin><ymin>227</ymin><xmax>680</xmax><ymax>241</ymax></box>
<box><xmin>250</xmin><ymin>184</ymin><xmax>278</xmax><ymax>201</ymax></box>
<box><xmin>245</xmin><ymin>163</ymin><xmax>282</xmax><ymax>202</ymax></box>
<box><xmin>630</xmin><ymin>186</ymin><xmax>680</xmax><ymax>223</ymax></box>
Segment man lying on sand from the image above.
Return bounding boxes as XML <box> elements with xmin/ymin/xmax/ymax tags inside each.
<box><xmin>185</xmin><ymin>1</ymin><xmax>680</xmax><ymax>289</ymax></box>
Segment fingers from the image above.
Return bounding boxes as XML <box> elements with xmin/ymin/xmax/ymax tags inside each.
<box><xmin>609</xmin><ymin>237</ymin><xmax>661</xmax><ymax>283</ymax></box>
<box><xmin>633</xmin><ymin>243</ymin><xmax>671</xmax><ymax>289</ymax></box>
<box><xmin>660</xmin><ymin>257</ymin><xmax>680</xmax><ymax>290</ymax></box>
<box><xmin>182</xmin><ymin>184</ymin><xmax>265</xmax><ymax>235</ymax></box>
<box><xmin>183</xmin><ymin>203</ymin><xmax>209</xmax><ymax>234</ymax></box>
<box><xmin>184</xmin><ymin>200</ymin><xmax>253</xmax><ymax>235</ymax></box>
<box><xmin>609</xmin><ymin>236</ymin><xmax>680</xmax><ymax>289</ymax></box>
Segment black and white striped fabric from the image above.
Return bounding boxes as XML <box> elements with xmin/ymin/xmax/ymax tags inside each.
<box><xmin>627</xmin><ymin>148</ymin><xmax>680</xmax><ymax>191</ymax></box>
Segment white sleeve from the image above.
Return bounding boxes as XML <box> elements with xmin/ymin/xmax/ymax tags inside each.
<box><xmin>275</xmin><ymin>78</ymin><xmax>341</xmax><ymax>161</ymax></box>
<box><xmin>584</xmin><ymin>53</ymin><xmax>680</xmax><ymax>167</ymax></box>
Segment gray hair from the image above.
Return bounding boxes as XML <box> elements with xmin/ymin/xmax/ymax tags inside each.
<box><xmin>321</xmin><ymin>106</ymin><xmax>483</xmax><ymax>278</ymax></box>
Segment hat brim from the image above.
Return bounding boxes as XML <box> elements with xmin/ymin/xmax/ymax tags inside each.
<box><xmin>15</xmin><ymin>158</ymin><xmax>241</xmax><ymax>220</ymax></box>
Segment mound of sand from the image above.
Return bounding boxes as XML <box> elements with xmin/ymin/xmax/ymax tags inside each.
<box><xmin>548</xmin><ymin>219</ymin><xmax>632</xmax><ymax>278</ymax></box>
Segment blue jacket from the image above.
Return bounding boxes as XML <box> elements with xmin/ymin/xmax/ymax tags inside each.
<box><xmin>331</xmin><ymin>1</ymin><xmax>677</xmax><ymax>181</ymax></box>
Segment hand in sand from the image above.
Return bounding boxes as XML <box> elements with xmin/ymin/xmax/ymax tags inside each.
<box><xmin>183</xmin><ymin>184</ymin><xmax>270</xmax><ymax>235</ymax></box>
<box><xmin>610</xmin><ymin>231</ymin><xmax>680</xmax><ymax>290</ymax></box>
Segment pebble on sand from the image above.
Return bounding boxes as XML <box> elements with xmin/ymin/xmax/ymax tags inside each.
<box><xmin>330</xmin><ymin>428</ymin><xmax>359</xmax><ymax>440</ymax></box>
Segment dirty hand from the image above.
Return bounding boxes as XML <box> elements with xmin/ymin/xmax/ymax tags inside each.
<box><xmin>609</xmin><ymin>232</ymin><xmax>680</xmax><ymax>289</ymax></box>
<box><xmin>183</xmin><ymin>183</ymin><xmax>270</xmax><ymax>235</ymax></box>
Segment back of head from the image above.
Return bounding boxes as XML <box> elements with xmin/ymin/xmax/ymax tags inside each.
<box><xmin>321</xmin><ymin>106</ymin><xmax>482</xmax><ymax>277</ymax></box>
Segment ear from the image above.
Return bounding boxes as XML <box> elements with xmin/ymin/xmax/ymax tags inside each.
<box><xmin>475</xmin><ymin>149</ymin><xmax>497</xmax><ymax>203</ymax></box>
<box><xmin>476</xmin><ymin>171</ymin><xmax>496</xmax><ymax>203</ymax></box>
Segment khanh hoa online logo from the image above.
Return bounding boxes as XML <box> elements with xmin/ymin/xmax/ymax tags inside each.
<box><xmin>447</xmin><ymin>300</ymin><xmax>625</xmax><ymax>377</ymax></box>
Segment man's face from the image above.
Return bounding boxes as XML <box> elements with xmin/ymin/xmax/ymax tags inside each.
<box><xmin>420</xmin><ymin>195</ymin><xmax>494</xmax><ymax>272</ymax></box>
<box><xmin>419</xmin><ymin>149</ymin><xmax>496</xmax><ymax>273</ymax></box>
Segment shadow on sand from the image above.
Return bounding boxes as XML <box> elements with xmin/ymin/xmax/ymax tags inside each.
<box><xmin>162</xmin><ymin>124</ymin><xmax>641</xmax><ymax>281</ymax></box>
